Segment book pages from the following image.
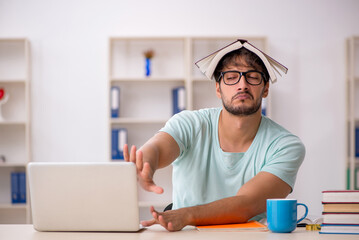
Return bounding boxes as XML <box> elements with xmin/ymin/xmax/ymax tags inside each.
<box><xmin>195</xmin><ymin>39</ymin><xmax>288</xmax><ymax>83</ymax></box>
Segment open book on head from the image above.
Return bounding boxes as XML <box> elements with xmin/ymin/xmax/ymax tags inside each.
<box><xmin>195</xmin><ymin>39</ymin><xmax>288</xmax><ymax>83</ymax></box>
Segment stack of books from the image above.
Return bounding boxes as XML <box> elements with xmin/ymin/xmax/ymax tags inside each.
<box><xmin>320</xmin><ymin>190</ymin><xmax>359</xmax><ymax>235</ymax></box>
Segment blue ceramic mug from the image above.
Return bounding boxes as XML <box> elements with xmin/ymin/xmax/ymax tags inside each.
<box><xmin>267</xmin><ymin>199</ymin><xmax>308</xmax><ymax>233</ymax></box>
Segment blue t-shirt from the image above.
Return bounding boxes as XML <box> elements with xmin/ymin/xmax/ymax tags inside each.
<box><xmin>160</xmin><ymin>108</ymin><xmax>305</xmax><ymax>220</ymax></box>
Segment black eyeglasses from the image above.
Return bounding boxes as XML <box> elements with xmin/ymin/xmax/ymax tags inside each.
<box><xmin>219</xmin><ymin>70</ymin><xmax>266</xmax><ymax>86</ymax></box>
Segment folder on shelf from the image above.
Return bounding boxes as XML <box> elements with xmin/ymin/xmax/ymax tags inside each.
<box><xmin>261</xmin><ymin>98</ymin><xmax>267</xmax><ymax>116</ymax></box>
<box><xmin>11</xmin><ymin>172</ymin><xmax>26</xmax><ymax>204</ymax></box>
<box><xmin>172</xmin><ymin>86</ymin><xmax>186</xmax><ymax>115</ymax></box>
<box><xmin>111</xmin><ymin>86</ymin><xmax>120</xmax><ymax>118</ymax></box>
<box><xmin>111</xmin><ymin>128</ymin><xmax>128</xmax><ymax>160</ymax></box>
<box><xmin>356</xmin><ymin>127</ymin><xmax>359</xmax><ymax>157</ymax></box>
<box><xmin>18</xmin><ymin>172</ymin><xmax>26</xmax><ymax>203</ymax></box>
<box><xmin>11</xmin><ymin>172</ymin><xmax>19</xmax><ymax>204</ymax></box>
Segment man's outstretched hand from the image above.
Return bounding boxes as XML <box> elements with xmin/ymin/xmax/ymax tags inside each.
<box><xmin>123</xmin><ymin>144</ymin><xmax>164</xmax><ymax>194</ymax></box>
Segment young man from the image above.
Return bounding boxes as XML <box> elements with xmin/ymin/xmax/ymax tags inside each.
<box><xmin>124</xmin><ymin>40</ymin><xmax>305</xmax><ymax>231</ymax></box>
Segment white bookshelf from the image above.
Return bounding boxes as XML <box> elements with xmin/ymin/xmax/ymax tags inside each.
<box><xmin>108</xmin><ymin>36</ymin><xmax>268</xmax><ymax>220</ymax></box>
<box><xmin>0</xmin><ymin>38</ymin><xmax>31</xmax><ymax>223</ymax></box>
<box><xmin>346</xmin><ymin>36</ymin><xmax>359</xmax><ymax>190</ymax></box>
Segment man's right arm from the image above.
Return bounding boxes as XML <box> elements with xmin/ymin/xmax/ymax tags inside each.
<box><xmin>124</xmin><ymin>131</ymin><xmax>179</xmax><ymax>194</ymax></box>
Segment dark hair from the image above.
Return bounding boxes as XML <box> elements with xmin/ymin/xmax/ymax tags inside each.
<box><xmin>214</xmin><ymin>48</ymin><xmax>270</xmax><ymax>83</ymax></box>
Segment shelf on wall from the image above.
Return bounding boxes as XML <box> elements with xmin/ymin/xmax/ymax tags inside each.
<box><xmin>0</xmin><ymin>38</ymin><xmax>31</xmax><ymax>224</ymax></box>
<box><xmin>0</xmin><ymin>121</ymin><xmax>27</xmax><ymax>125</ymax></box>
<box><xmin>111</xmin><ymin>118</ymin><xmax>168</xmax><ymax>124</ymax></box>
<box><xmin>0</xmin><ymin>203</ymin><xmax>28</xmax><ymax>209</ymax></box>
<box><xmin>0</xmin><ymin>163</ymin><xmax>27</xmax><ymax>168</ymax></box>
<box><xmin>0</xmin><ymin>80</ymin><xmax>27</xmax><ymax>83</ymax></box>
<box><xmin>110</xmin><ymin>77</ymin><xmax>185</xmax><ymax>83</ymax></box>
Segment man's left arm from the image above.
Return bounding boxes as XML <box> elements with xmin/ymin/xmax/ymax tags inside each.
<box><xmin>142</xmin><ymin>171</ymin><xmax>291</xmax><ymax>231</ymax></box>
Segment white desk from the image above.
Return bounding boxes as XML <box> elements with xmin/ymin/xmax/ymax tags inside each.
<box><xmin>0</xmin><ymin>224</ymin><xmax>358</xmax><ymax>240</ymax></box>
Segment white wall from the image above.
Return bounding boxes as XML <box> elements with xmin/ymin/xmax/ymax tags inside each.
<box><xmin>1</xmin><ymin>0</ymin><xmax>359</xmax><ymax>217</ymax></box>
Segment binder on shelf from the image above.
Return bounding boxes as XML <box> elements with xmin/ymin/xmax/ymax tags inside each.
<box><xmin>356</xmin><ymin>127</ymin><xmax>359</xmax><ymax>157</ymax></box>
<box><xmin>18</xmin><ymin>172</ymin><xmax>26</xmax><ymax>203</ymax></box>
<box><xmin>111</xmin><ymin>128</ymin><xmax>127</xmax><ymax>160</ymax></box>
<box><xmin>172</xmin><ymin>86</ymin><xmax>186</xmax><ymax>115</ymax></box>
<box><xmin>111</xmin><ymin>86</ymin><xmax>120</xmax><ymax>118</ymax></box>
<box><xmin>11</xmin><ymin>172</ymin><xmax>26</xmax><ymax>204</ymax></box>
<box><xmin>11</xmin><ymin>172</ymin><xmax>19</xmax><ymax>204</ymax></box>
<box><xmin>261</xmin><ymin>98</ymin><xmax>267</xmax><ymax>116</ymax></box>
<box><xmin>346</xmin><ymin>167</ymin><xmax>359</xmax><ymax>190</ymax></box>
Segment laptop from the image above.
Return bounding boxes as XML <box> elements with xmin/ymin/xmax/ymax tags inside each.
<box><xmin>27</xmin><ymin>162</ymin><xmax>141</xmax><ymax>232</ymax></box>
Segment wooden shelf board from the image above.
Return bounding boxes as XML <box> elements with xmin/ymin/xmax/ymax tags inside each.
<box><xmin>0</xmin><ymin>79</ymin><xmax>27</xmax><ymax>83</ymax></box>
<box><xmin>0</xmin><ymin>163</ymin><xmax>27</xmax><ymax>168</ymax></box>
<box><xmin>110</xmin><ymin>36</ymin><xmax>185</xmax><ymax>41</ymax></box>
<box><xmin>0</xmin><ymin>203</ymin><xmax>27</xmax><ymax>209</ymax></box>
<box><xmin>110</xmin><ymin>77</ymin><xmax>185</xmax><ymax>83</ymax></box>
<box><xmin>111</xmin><ymin>118</ymin><xmax>168</xmax><ymax>124</ymax></box>
<box><xmin>0</xmin><ymin>121</ymin><xmax>27</xmax><ymax>125</ymax></box>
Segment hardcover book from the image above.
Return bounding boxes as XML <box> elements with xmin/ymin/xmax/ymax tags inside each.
<box><xmin>195</xmin><ymin>39</ymin><xmax>288</xmax><ymax>83</ymax></box>
<box><xmin>323</xmin><ymin>203</ymin><xmax>359</xmax><ymax>213</ymax></box>
<box><xmin>320</xmin><ymin>224</ymin><xmax>359</xmax><ymax>235</ymax></box>
<box><xmin>322</xmin><ymin>190</ymin><xmax>359</xmax><ymax>203</ymax></box>
<box><xmin>322</xmin><ymin>212</ymin><xmax>359</xmax><ymax>225</ymax></box>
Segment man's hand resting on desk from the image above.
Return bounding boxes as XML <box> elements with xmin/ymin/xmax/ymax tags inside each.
<box><xmin>123</xmin><ymin>144</ymin><xmax>164</xmax><ymax>194</ymax></box>
<box><xmin>141</xmin><ymin>206</ymin><xmax>190</xmax><ymax>232</ymax></box>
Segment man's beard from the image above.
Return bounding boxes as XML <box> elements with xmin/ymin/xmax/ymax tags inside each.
<box><xmin>220</xmin><ymin>88</ymin><xmax>263</xmax><ymax>116</ymax></box>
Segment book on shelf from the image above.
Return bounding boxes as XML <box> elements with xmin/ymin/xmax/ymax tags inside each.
<box><xmin>320</xmin><ymin>224</ymin><xmax>359</xmax><ymax>235</ymax></box>
<box><xmin>195</xmin><ymin>39</ymin><xmax>288</xmax><ymax>83</ymax></box>
<box><xmin>111</xmin><ymin>128</ymin><xmax>127</xmax><ymax>160</ymax></box>
<box><xmin>322</xmin><ymin>190</ymin><xmax>359</xmax><ymax>203</ymax></box>
<box><xmin>172</xmin><ymin>86</ymin><xmax>186</xmax><ymax>115</ymax></box>
<box><xmin>196</xmin><ymin>220</ymin><xmax>267</xmax><ymax>232</ymax></box>
<box><xmin>110</xmin><ymin>86</ymin><xmax>120</xmax><ymax>118</ymax></box>
<box><xmin>11</xmin><ymin>172</ymin><xmax>26</xmax><ymax>204</ymax></box>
